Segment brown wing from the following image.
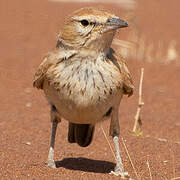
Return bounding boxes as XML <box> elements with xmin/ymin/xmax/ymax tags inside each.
<box><xmin>108</xmin><ymin>48</ymin><xmax>134</xmax><ymax>96</ymax></box>
<box><xmin>119</xmin><ymin>57</ymin><xmax>134</xmax><ymax>96</ymax></box>
<box><xmin>33</xmin><ymin>49</ymin><xmax>77</xmax><ymax>89</ymax></box>
<box><xmin>33</xmin><ymin>54</ymin><xmax>52</xmax><ymax>89</ymax></box>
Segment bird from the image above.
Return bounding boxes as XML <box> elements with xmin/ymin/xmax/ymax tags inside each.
<box><xmin>33</xmin><ymin>7</ymin><xmax>134</xmax><ymax>177</ymax></box>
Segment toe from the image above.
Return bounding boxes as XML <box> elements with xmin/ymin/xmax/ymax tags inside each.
<box><xmin>46</xmin><ymin>160</ymin><xmax>56</xmax><ymax>168</ymax></box>
<box><xmin>110</xmin><ymin>170</ymin><xmax>129</xmax><ymax>178</ymax></box>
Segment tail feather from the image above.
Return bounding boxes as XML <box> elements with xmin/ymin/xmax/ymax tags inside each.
<box><xmin>68</xmin><ymin>123</ymin><xmax>95</xmax><ymax>147</ymax></box>
<box><xmin>68</xmin><ymin>122</ymin><xmax>75</xmax><ymax>143</ymax></box>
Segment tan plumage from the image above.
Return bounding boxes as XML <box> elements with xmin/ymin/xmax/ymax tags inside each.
<box><xmin>33</xmin><ymin>7</ymin><xmax>134</xmax><ymax>177</ymax></box>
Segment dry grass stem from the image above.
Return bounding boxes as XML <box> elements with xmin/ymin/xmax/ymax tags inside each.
<box><xmin>132</xmin><ymin>68</ymin><xmax>144</xmax><ymax>135</ymax></box>
<box><xmin>157</xmin><ymin>138</ymin><xmax>168</xmax><ymax>142</ymax></box>
<box><xmin>122</xmin><ymin>138</ymin><xmax>139</xmax><ymax>180</ymax></box>
<box><xmin>146</xmin><ymin>159</ymin><xmax>152</xmax><ymax>180</ymax></box>
<box><xmin>101</xmin><ymin>125</ymin><xmax>116</xmax><ymax>161</ymax></box>
<box><xmin>171</xmin><ymin>178</ymin><xmax>180</xmax><ymax>180</ymax></box>
<box><xmin>171</xmin><ymin>149</ymin><xmax>176</xmax><ymax>179</ymax></box>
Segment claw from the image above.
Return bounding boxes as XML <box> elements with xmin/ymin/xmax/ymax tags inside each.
<box><xmin>46</xmin><ymin>160</ymin><xmax>56</xmax><ymax>168</ymax></box>
<box><xmin>110</xmin><ymin>170</ymin><xmax>130</xmax><ymax>178</ymax></box>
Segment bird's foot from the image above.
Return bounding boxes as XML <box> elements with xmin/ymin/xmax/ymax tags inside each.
<box><xmin>46</xmin><ymin>160</ymin><xmax>56</xmax><ymax>168</ymax></box>
<box><xmin>110</xmin><ymin>170</ymin><xmax>129</xmax><ymax>178</ymax></box>
<box><xmin>110</xmin><ymin>166</ymin><xmax>129</xmax><ymax>178</ymax></box>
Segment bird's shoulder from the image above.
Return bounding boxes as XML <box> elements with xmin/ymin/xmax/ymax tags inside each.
<box><xmin>106</xmin><ymin>48</ymin><xmax>134</xmax><ymax>96</ymax></box>
<box><xmin>33</xmin><ymin>48</ymin><xmax>77</xmax><ymax>89</ymax></box>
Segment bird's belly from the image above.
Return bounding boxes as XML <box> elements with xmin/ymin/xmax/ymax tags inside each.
<box><xmin>44</xmin><ymin>83</ymin><xmax>122</xmax><ymax>124</ymax></box>
<box><xmin>44</xmin><ymin>59</ymin><xmax>123</xmax><ymax>124</ymax></box>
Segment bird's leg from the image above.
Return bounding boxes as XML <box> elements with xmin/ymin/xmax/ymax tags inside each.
<box><xmin>46</xmin><ymin>105</ymin><xmax>60</xmax><ymax>168</ymax></box>
<box><xmin>113</xmin><ymin>136</ymin><xmax>125</xmax><ymax>174</ymax></box>
<box><xmin>109</xmin><ymin>109</ymin><xmax>129</xmax><ymax>177</ymax></box>
<box><xmin>46</xmin><ymin>120</ymin><xmax>58</xmax><ymax>168</ymax></box>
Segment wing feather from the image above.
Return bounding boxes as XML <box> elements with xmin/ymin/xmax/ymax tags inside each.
<box><xmin>116</xmin><ymin>54</ymin><xmax>134</xmax><ymax>96</ymax></box>
<box><xmin>107</xmin><ymin>48</ymin><xmax>134</xmax><ymax>96</ymax></box>
<box><xmin>33</xmin><ymin>49</ymin><xmax>77</xmax><ymax>89</ymax></box>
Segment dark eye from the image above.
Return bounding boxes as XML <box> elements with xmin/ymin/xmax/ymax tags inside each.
<box><xmin>80</xmin><ymin>19</ymin><xmax>89</xmax><ymax>27</ymax></box>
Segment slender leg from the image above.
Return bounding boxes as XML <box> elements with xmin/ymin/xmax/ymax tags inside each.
<box><xmin>113</xmin><ymin>136</ymin><xmax>127</xmax><ymax>176</ymax></box>
<box><xmin>109</xmin><ymin>108</ymin><xmax>129</xmax><ymax>177</ymax></box>
<box><xmin>46</xmin><ymin>120</ymin><xmax>58</xmax><ymax>168</ymax></box>
<box><xmin>46</xmin><ymin>105</ymin><xmax>60</xmax><ymax>168</ymax></box>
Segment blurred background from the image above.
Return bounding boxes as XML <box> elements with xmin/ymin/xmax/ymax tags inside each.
<box><xmin>0</xmin><ymin>0</ymin><xmax>179</xmax><ymax>179</ymax></box>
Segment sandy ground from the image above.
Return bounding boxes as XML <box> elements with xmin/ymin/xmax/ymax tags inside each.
<box><xmin>0</xmin><ymin>0</ymin><xmax>179</xmax><ymax>179</ymax></box>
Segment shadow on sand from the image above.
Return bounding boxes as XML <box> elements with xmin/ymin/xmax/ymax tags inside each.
<box><xmin>56</xmin><ymin>157</ymin><xmax>115</xmax><ymax>173</ymax></box>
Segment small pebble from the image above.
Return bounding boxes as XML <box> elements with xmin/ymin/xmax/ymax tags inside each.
<box><xmin>157</xmin><ymin>138</ymin><xmax>167</xmax><ymax>142</ymax></box>
<box><xmin>26</xmin><ymin>103</ymin><xmax>32</xmax><ymax>108</ymax></box>
<box><xmin>25</xmin><ymin>142</ymin><xmax>31</xmax><ymax>145</ymax></box>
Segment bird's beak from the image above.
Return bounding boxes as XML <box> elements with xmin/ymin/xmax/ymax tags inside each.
<box><xmin>107</xmin><ymin>17</ymin><xmax>128</xmax><ymax>29</ymax></box>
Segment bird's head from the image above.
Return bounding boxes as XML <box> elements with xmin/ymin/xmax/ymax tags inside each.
<box><xmin>58</xmin><ymin>7</ymin><xmax>128</xmax><ymax>52</ymax></box>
